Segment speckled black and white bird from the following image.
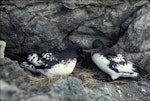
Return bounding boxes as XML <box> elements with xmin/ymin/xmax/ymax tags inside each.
<box><xmin>20</xmin><ymin>46</ymin><xmax>80</xmax><ymax>77</ymax></box>
<box><xmin>83</xmin><ymin>40</ymin><xmax>140</xmax><ymax>81</ymax></box>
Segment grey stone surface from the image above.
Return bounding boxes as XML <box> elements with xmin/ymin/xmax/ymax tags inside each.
<box><xmin>23</xmin><ymin>95</ymin><xmax>50</xmax><ymax>101</ymax></box>
<box><xmin>61</xmin><ymin>0</ymin><xmax>124</xmax><ymax>9</ymax></box>
<box><xmin>0</xmin><ymin>58</ymin><xmax>150</xmax><ymax>101</ymax></box>
<box><xmin>0</xmin><ymin>80</ymin><xmax>21</xmax><ymax>101</ymax></box>
<box><xmin>0</xmin><ymin>58</ymin><xmax>29</xmax><ymax>86</ymax></box>
<box><xmin>0</xmin><ymin>0</ymin><xmax>149</xmax><ymax>54</ymax></box>
<box><xmin>68</xmin><ymin>1</ymin><xmax>149</xmax><ymax>48</ymax></box>
<box><xmin>112</xmin><ymin>3</ymin><xmax>150</xmax><ymax>71</ymax></box>
<box><xmin>119</xmin><ymin>11</ymin><xmax>150</xmax><ymax>52</ymax></box>
<box><xmin>0</xmin><ymin>1</ymin><xmax>150</xmax><ymax>101</ymax></box>
<box><xmin>0</xmin><ymin>40</ymin><xmax>6</xmax><ymax>58</ymax></box>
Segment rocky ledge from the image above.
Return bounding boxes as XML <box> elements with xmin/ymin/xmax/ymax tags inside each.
<box><xmin>0</xmin><ymin>57</ymin><xmax>150</xmax><ymax>101</ymax></box>
<box><xmin>0</xmin><ymin>0</ymin><xmax>150</xmax><ymax>101</ymax></box>
<box><xmin>0</xmin><ymin>0</ymin><xmax>150</xmax><ymax>71</ymax></box>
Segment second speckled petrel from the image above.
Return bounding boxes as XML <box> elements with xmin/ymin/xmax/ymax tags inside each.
<box><xmin>83</xmin><ymin>40</ymin><xmax>140</xmax><ymax>81</ymax></box>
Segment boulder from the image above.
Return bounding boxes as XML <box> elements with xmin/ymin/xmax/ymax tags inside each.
<box><xmin>0</xmin><ymin>40</ymin><xmax>6</xmax><ymax>58</ymax></box>
<box><xmin>0</xmin><ymin>57</ymin><xmax>29</xmax><ymax>86</ymax></box>
<box><xmin>0</xmin><ymin>1</ymin><xmax>150</xmax><ymax>100</ymax></box>
<box><xmin>0</xmin><ymin>0</ymin><xmax>149</xmax><ymax>54</ymax></box>
<box><xmin>0</xmin><ymin>57</ymin><xmax>150</xmax><ymax>101</ymax></box>
<box><xmin>112</xmin><ymin>3</ymin><xmax>150</xmax><ymax>71</ymax></box>
<box><xmin>0</xmin><ymin>80</ymin><xmax>21</xmax><ymax>101</ymax></box>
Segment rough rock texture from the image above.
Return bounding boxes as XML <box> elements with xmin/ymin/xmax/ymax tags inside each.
<box><xmin>0</xmin><ymin>0</ymin><xmax>150</xmax><ymax>101</ymax></box>
<box><xmin>0</xmin><ymin>0</ymin><xmax>149</xmax><ymax>54</ymax></box>
<box><xmin>0</xmin><ymin>0</ymin><xmax>149</xmax><ymax>71</ymax></box>
<box><xmin>0</xmin><ymin>80</ymin><xmax>21</xmax><ymax>101</ymax></box>
<box><xmin>0</xmin><ymin>40</ymin><xmax>6</xmax><ymax>58</ymax></box>
<box><xmin>0</xmin><ymin>58</ymin><xmax>29</xmax><ymax>85</ymax></box>
<box><xmin>0</xmin><ymin>58</ymin><xmax>150</xmax><ymax>101</ymax></box>
<box><xmin>117</xmin><ymin>3</ymin><xmax>150</xmax><ymax>52</ymax></box>
<box><xmin>112</xmin><ymin>3</ymin><xmax>150</xmax><ymax>72</ymax></box>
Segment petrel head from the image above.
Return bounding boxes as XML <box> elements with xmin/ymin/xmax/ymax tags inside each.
<box><xmin>27</xmin><ymin>53</ymin><xmax>38</xmax><ymax>62</ymax></box>
<box><xmin>27</xmin><ymin>53</ymin><xmax>45</xmax><ymax>66</ymax></box>
<box><xmin>82</xmin><ymin>40</ymin><xmax>105</xmax><ymax>53</ymax></box>
<box><xmin>92</xmin><ymin>40</ymin><xmax>105</xmax><ymax>50</ymax></box>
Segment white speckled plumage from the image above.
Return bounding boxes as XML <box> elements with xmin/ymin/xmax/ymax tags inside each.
<box><xmin>92</xmin><ymin>53</ymin><xmax>139</xmax><ymax>80</ymax></box>
<box><xmin>37</xmin><ymin>58</ymin><xmax>77</xmax><ymax>77</ymax></box>
<box><xmin>41</xmin><ymin>53</ymin><xmax>58</xmax><ymax>61</ymax></box>
<box><xmin>20</xmin><ymin>47</ymin><xmax>79</xmax><ymax>77</ymax></box>
<box><xmin>87</xmin><ymin>40</ymin><xmax>139</xmax><ymax>80</ymax></box>
<box><xmin>109</xmin><ymin>54</ymin><xmax>126</xmax><ymax>63</ymax></box>
<box><xmin>27</xmin><ymin>53</ymin><xmax>45</xmax><ymax>66</ymax></box>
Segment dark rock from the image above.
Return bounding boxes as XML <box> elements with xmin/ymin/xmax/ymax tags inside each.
<box><xmin>0</xmin><ymin>40</ymin><xmax>6</xmax><ymax>58</ymax></box>
<box><xmin>119</xmin><ymin>13</ymin><xmax>150</xmax><ymax>52</ymax></box>
<box><xmin>0</xmin><ymin>0</ymin><xmax>149</xmax><ymax>54</ymax></box>
<box><xmin>1</xmin><ymin>75</ymin><xmax>150</xmax><ymax>101</ymax></box>
<box><xmin>0</xmin><ymin>58</ymin><xmax>29</xmax><ymax>86</ymax></box>
<box><xmin>0</xmin><ymin>80</ymin><xmax>21</xmax><ymax>101</ymax></box>
<box><xmin>61</xmin><ymin>0</ymin><xmax>123</xmax><ymax>9</ymax></box>
<box><xmin>1</xmin><ymin>0</ymin><xmax>50</xmax><ymax>9</ymax></box>
<box><xmin>0</xmin><ymin>1</ymin><xmax>150</xmax><ymax>100</ymax></box>
<box><xmin>69</xmin><ymin>32</ymin><xmax>113</xmax><ymax>48</ymax></box>
<box><xmin>112</xmin><ymin>3</ymin><xmax>150</xmax><ymax>71</ymax></box>
<box><xmin>120</xmin><ymin>3</ymin><xmax>150</xmax><ymax>52</ymax></box>
<box><xmin>24</xmin><ymin>95</ymin><xmax>50</xmax><ymax>101</ymax></box>
<box><xmin>120</xmin><ymin>81</ymin><xmax>150</xmax><ymax>101</ymax></box>
<box><xmin>68</xmin><ymin>1</ymin><xmax>149</xmax><ymax>48</ymax></box>
<box><xmin>0</xmin><ymin>58</ymin><xmax>150</xmax><ymax>101</ymax></box>
<box><xmin>48</xmin><ymin>77</ymin><xmax>98</xmax><ymax>101</ymax></box>
<box><xmin>0</xmin><ymin>1</ymin><xmax>66</xmax><ymax>54</ymax></box>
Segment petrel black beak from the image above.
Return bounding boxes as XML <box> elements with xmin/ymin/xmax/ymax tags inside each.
<box><xmin>82</xmin><ymin>48</ymin><xmax>100</xmax><ymax>53</ymax></box>
<box><xmin>82</xmin><ymin>48</ymin><xmax>94</xmax><ymax>53</ymax></box>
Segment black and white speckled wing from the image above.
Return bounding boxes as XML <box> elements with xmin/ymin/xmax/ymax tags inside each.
<box><xmin>35</xmin><ymin>52</ymin><xmax>60</xmax><ymax>69</ymax></box>
<box><xmin>41</xmin><ymin>53</ymin><xmax>58</xmax><ymax>61</ymax></box>
<box><xmin>107</xmin><ymin>54</ymin><xmax>126</xmax><ymax>63</ymax></box>
<box><xmin>27</xmin><ymin>53</ymin><xmax>45</xmax><ymax>67</ymax></box>
<box><xmin>109</xmin><ymin>61</ymin><xmax>136</xmax><ymax>73</ymax></box>
<box><xmin>25</xmin><ymin>50</ymin><xmax>77</xmax><ymax>69</ymax></box>
<box><xmin>107</xmin><ymin>54</ymin><xmax>137</xmax><ymax>73</ymax></box>
<box><xmin>22</xmin><ymin>53</ymin><xmax>59</xmax><ymax>69</ymax></box>
<box><xmin>20</xmin><ymin>61</ymin><xmax>40</xmax><ymax>73</ymax></box>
